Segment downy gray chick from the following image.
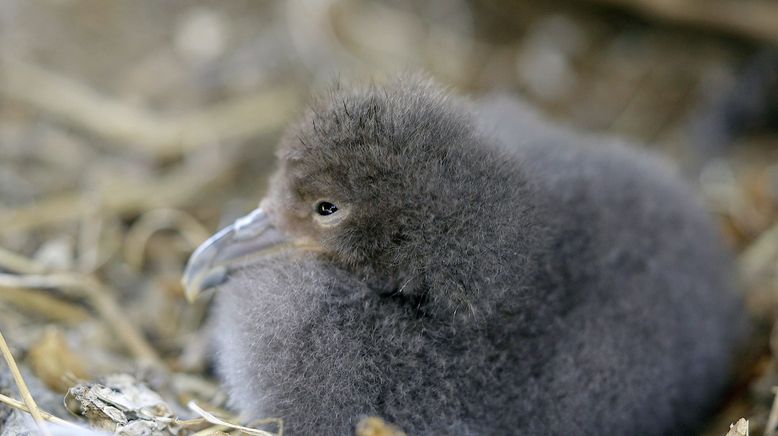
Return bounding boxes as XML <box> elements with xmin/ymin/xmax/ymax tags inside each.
<box><xmin>183</xmin><ymin>76</ymin><xmax>745</xmax><ymax>435</ymax></box>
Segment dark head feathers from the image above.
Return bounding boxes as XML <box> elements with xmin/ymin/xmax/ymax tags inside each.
<box><xmin>284</xmin><ymin>77</ymin><xmax>471</xmax><ymax>157</ymax></box>
<box><xmin>264</xmin><ymin>76</ymin><xmax>547</xmax><ymax>320</ymax></box>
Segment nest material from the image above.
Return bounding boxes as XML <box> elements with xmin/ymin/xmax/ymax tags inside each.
<box><xmin>0</xmin><ymin>1</ymin><xmax>777</xmax><ymax>435</ymax></box>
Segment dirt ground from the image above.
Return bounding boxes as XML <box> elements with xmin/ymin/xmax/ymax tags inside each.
<box><xmin>0</xmin><ymin>1</ymin><xmax>777</xmax><ymax>434</ymax></box>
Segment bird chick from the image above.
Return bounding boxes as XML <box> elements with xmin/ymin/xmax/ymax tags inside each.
<box><xmin>183</xmin><ymin>77</ymin><xmax>745</xmax><ymax>435</ymax></box>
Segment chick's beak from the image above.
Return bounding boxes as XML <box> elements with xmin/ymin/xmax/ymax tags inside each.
<box><xmin>182</xmin><ymin>208</ymin><xmax>291</xmax><ymax>302</ymax></box>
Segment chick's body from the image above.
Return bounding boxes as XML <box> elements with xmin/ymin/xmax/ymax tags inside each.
<box><xmin>212</xmin><ymin>79</ymin><xmax>743</xmax><ymax>435</ymax></box>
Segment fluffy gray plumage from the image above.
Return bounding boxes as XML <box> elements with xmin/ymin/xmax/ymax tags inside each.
<box><xmin>212</xmin><ymin>77</ymin><xmax>744</xmax><ymax>435</ymax></box>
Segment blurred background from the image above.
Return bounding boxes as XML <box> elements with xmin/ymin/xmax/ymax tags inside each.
<box><xmin>0</xmin><ymin>1</ymin><xmax>776</xmax><ymax>434</ymax></box>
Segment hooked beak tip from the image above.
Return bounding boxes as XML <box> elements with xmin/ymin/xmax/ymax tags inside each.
<box><xmin>180</xmin><ymin>207</ymin><xmax>289</xmax><ymax>303</ymax></box>
<box><xmin>183</xmin><ymin>281</ymin><xmax>200</xmax><ymax>303</ymax></box>
<box><xmin>182</xmin><ymin>263</ymin><xmax>228</xmax><ymax>303</ymax></box>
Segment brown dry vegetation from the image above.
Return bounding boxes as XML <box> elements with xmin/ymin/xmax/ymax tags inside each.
<box><xmin>0</xmin><ymin>1</ymin><xmax>776</xmax><ymax>434</ymax></box>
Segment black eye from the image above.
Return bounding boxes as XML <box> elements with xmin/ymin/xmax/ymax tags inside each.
<box><xmin>316</xmin><ymin>201</ymin><xmax>339</xmax><ymax>216</ymax></box>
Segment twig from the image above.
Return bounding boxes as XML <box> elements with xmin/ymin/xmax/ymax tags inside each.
<box><xmin>123</xmin><ymin>208</ymin><xmax>211</xmax><ymax>270</ymax></box>
<box><xmin>0</xmin><ymin>328</ymin><xmax>52</xmax><ymax>436</ymax></box>
<box><xmin>0</xmin><ymin>247</ymin><xmax>46</xmax><ymax>274</ymax></box>
<box><xmin>188</xmin><ymin>400</ymin><xmax>282</xmax><ymax>436</ymax></box>
<box><xmin>1</xmin><ymin>244</ymin><xmax>167</xmax><ymax>371</ymax></box>
<box><xmin>581</xmin><ymin>0</ymin><xmax>778</xmax><ymax>45</ymax></box>
<box><xmin>0</xmin><ymin>58</ymin><xmax>300</xmax><ymax>159</ymax></box>
<box><xmin>0</xmin><ymin>287</ymin><xmax>89</xmax><ymax>325</ymax></box>
<box><xmin>78</xmin><ymin>276</ymin><xmax>164</xmax><ymax>368</ymax></box>
<box><xmin>0</xmin><ymin>149</ymin><xmax>234</xmax><ymax>235</ymax></box>
<box><xmin>0</xmin><ymin>272</ymin><xmax>84</xmax><ymax>291</ymax></box>
<box><xmin>0</xmin><ymin>266</ymin><xmax>164</xmax><ymax>368</ymax></box>
<box><xmin>0</xmin><ymin>392</ymin><xmax>82</xmax><ymax>429</ymax></box>
<box><xmin>172</xmin><ymin>417</ymin><xmax>208</xmax><ymax>427</ymax></box>
<box><xmin>77</xmin><ymin>201</ymin><xmax>104</xmax><ymax>274</ymax></box>
<box><xmin>190</xmin><ymin>424</ymin><xmax>230</xmax><ymax>436</ymax></box>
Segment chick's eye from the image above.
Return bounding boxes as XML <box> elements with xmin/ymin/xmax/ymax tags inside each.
<box><xmin>316</xmin><ymin>201</ymin><xmax>339</xmax><ymax>216</ymax></box>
